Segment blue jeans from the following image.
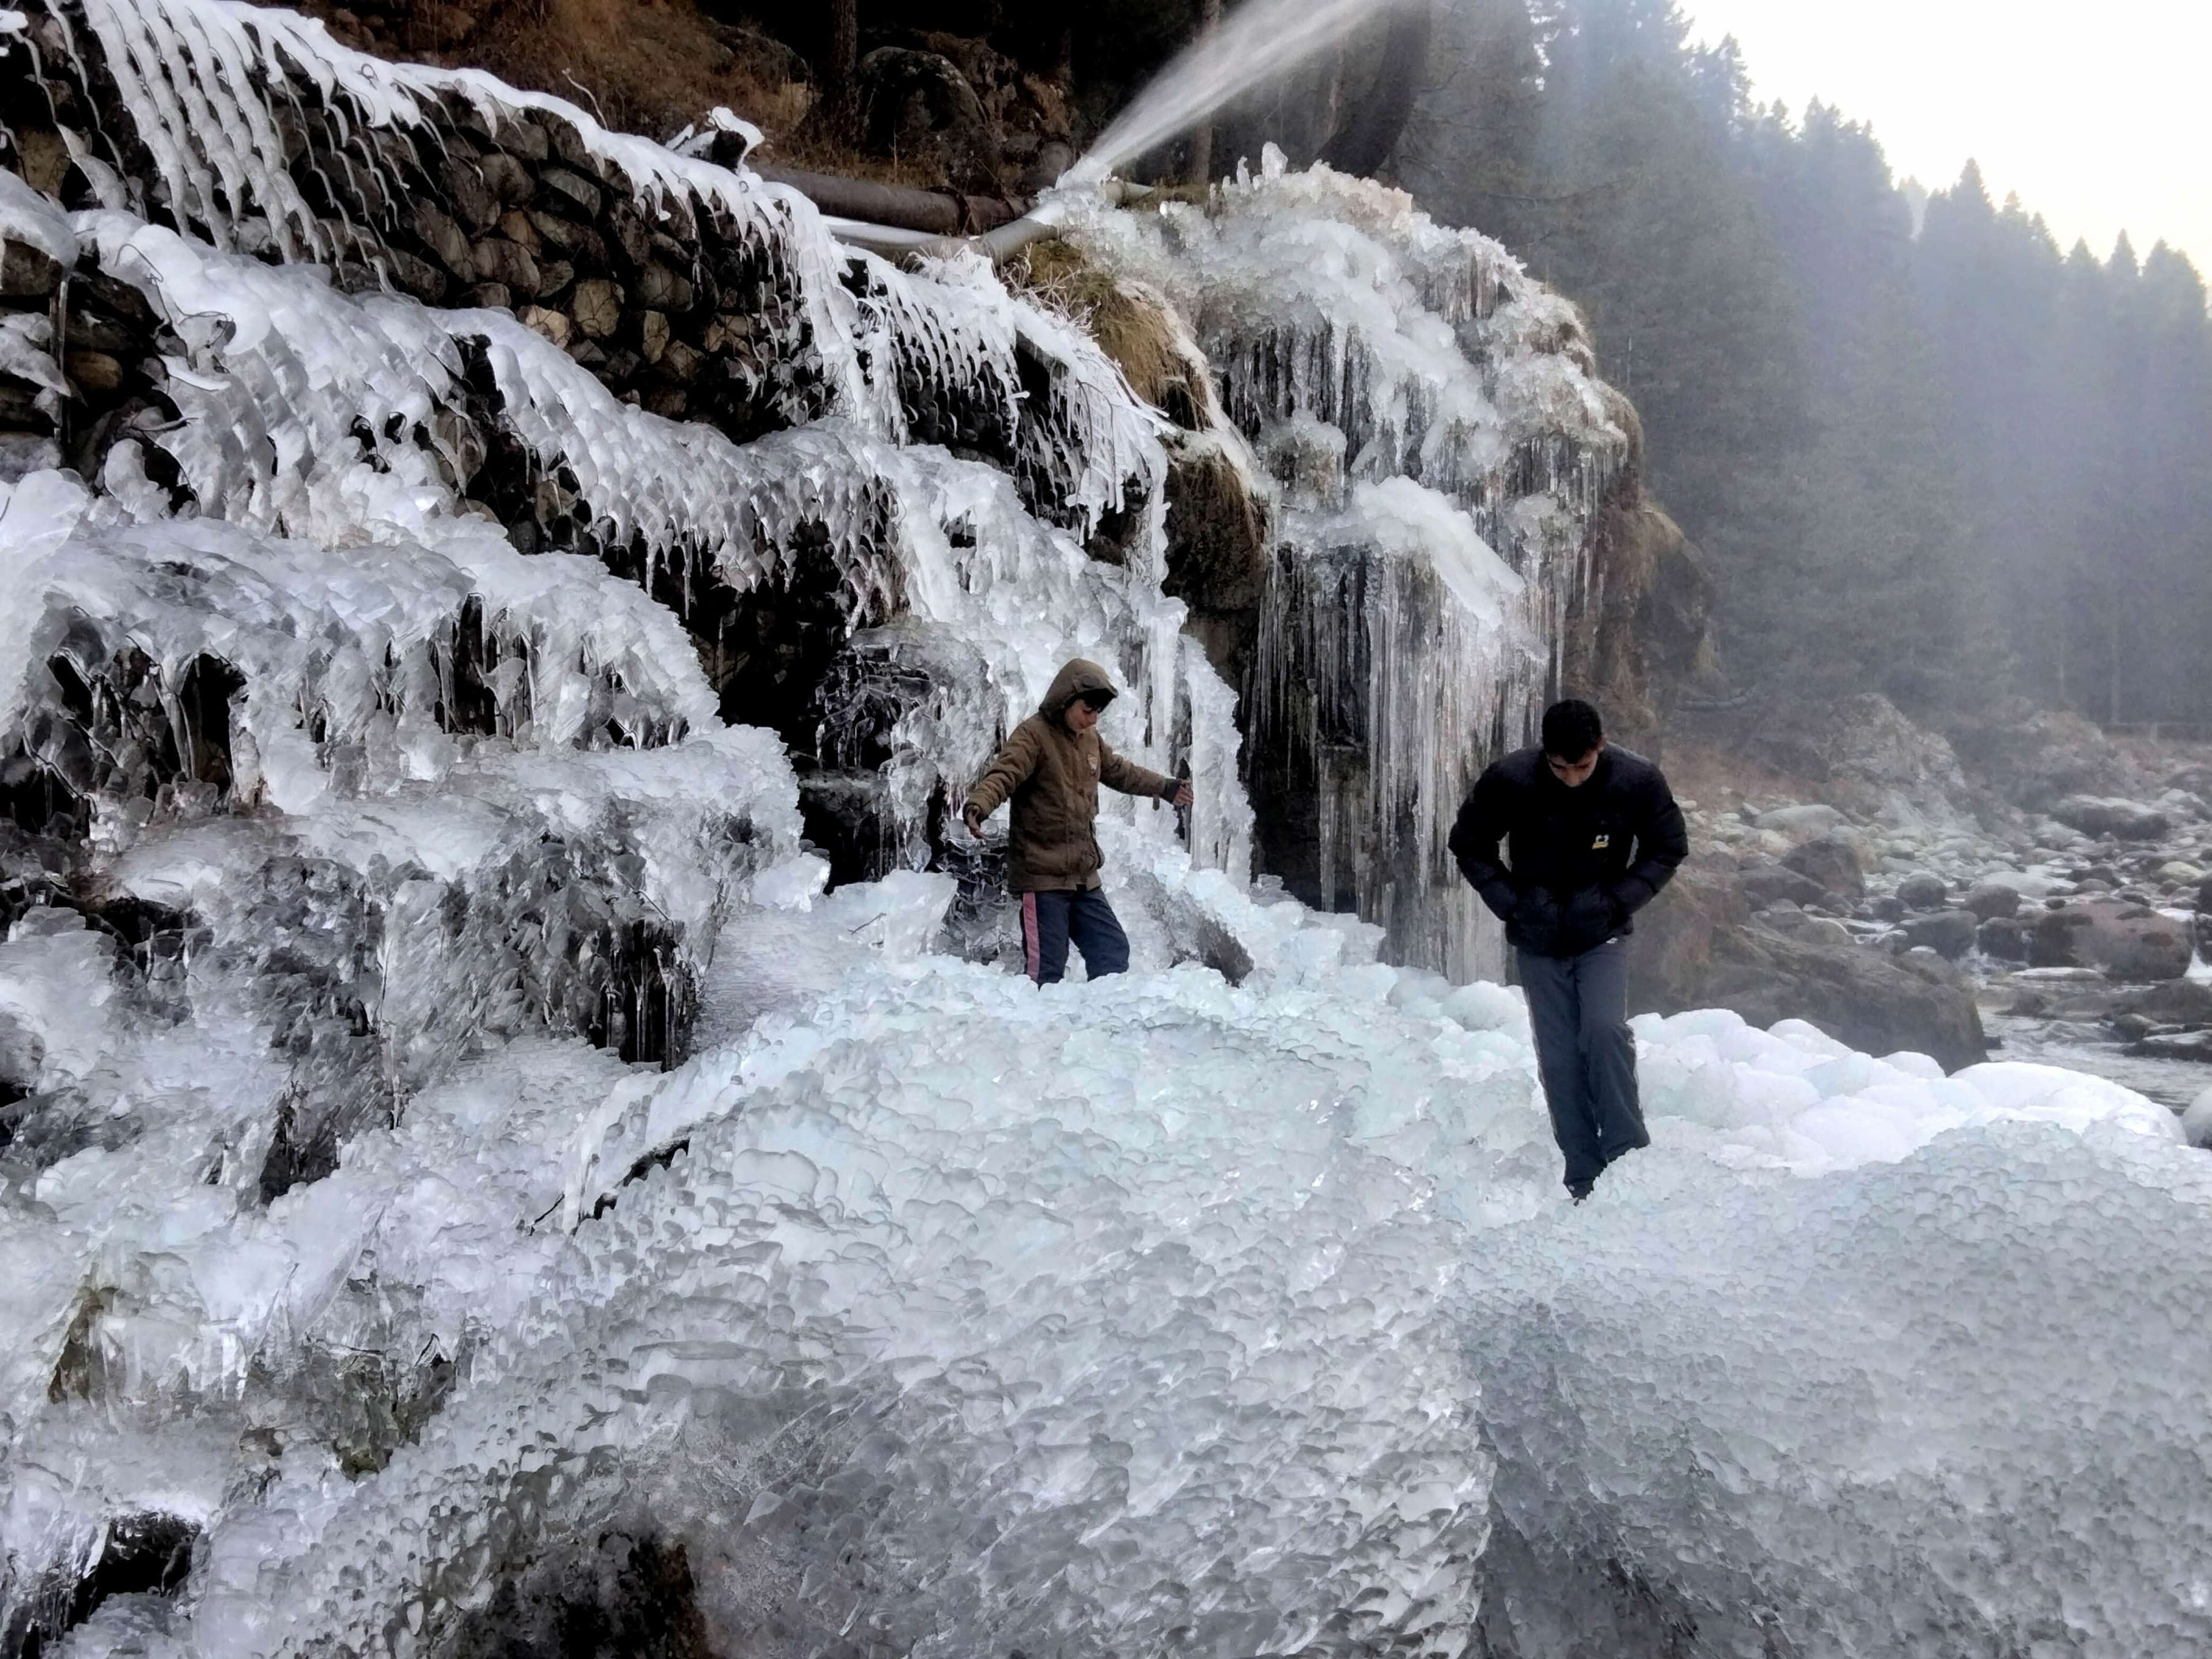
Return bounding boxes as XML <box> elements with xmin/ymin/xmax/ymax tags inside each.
<box><xmin>1517</xmin><ymin>939</ymin><xmax>1649</xmax><ymax>1190</ymax></box>
<box><xmin>1021</xmin><ymin>888</ymin><xmax>1130</xmax><ymax>984</ymax></box>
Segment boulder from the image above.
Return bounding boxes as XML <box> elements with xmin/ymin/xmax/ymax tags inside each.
<box><xmin>1896</xmin><ymin>871</ymin><xmax>1948</xmax><ymax>911</ymax></box>
<box><xmin>1960</xmin><ymin>881</ymin><xmax>2022</xmax><ymax>921</ymax></box>
<box><xmin>1740</xmin><ymin>862</ymin><xmax>1832</xmax><ymax>911</ymax></box>
<box><xmin>1782</xmin><ymin>834</ymin><xmax>1866</xmax><ymax>900</ymax></box>
<box><xmin>1763</xmin><ymin>908</ymin><xmax>1854</xmax><ymax>949</ymax></box>
<box><xmin>2031</xmin><ymin>899</ymin><xmax>2192</xmax><ymax>981</ymax></box>
<box><xmin>1753</xmin><ymin>803</ymin><xmax>1845</xmax><ymax>839</ymax></box>
<box><xmin>1977</xmin><ymin>915</ymin><xmax>2032</xmax><ymax>962</ymax></box>
<box><xmin>1901</xmin><ymin>908</ymin><xmax>1979</xmax><ymax>960</ymax></box>
<box><xmin>1941</xmin><ymin>703</ymin><xmax>2125</xmax><ymax>812</ymax></box>
<box><xmin>1626</xmin><ymin>863</ymin><xmax>1984</xmax><ymax>1071</ymax></box>
<box><xmin>2120</xmin><ymin>979</ymin><xmax>2212</xmax><ymax>1028</ymax></box>
<box><xmin>2128</xmin><ymin>1032</ymin><xmax>2212</xmax><ymax>1064</ymax></box>
<box><xmin>2050</xmin><ymin>795</ymin><xmax>2171</xmax><ymax>841</ymax></box>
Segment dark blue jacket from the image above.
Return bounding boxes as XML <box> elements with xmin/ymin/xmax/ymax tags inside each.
<box><xmin>1448</xmin><ymin>745</ymin><xmax>1688</xmax><ymax>957</ymax></box>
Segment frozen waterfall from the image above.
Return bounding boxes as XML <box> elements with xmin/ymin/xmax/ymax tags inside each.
<box><xmin>3</xmin><ymin>2</ymin><xmax>2212</xmax><ymax>1655</ymax></box>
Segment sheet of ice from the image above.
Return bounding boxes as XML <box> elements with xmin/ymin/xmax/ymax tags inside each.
<box><xmin>63</xmin><ymin>210</ymin><xmax>1238</xmax><ymax>879</ymax></box>
<box><xmin>0</xmin><ymin>165</ymin><xmax>78</xmax><ymax>266</ymax></box>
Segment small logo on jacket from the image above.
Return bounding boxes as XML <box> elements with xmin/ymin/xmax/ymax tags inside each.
<box><xmin>1592</xmin><ymin>833</ymin><xmax>1611</xmax><ymax>849</ymax></box>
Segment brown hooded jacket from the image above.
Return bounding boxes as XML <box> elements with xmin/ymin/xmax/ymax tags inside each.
<box><xmin>964</xmin><ymin>658</ymin><xmax>1176</xmax><ymax>892</ymax></box>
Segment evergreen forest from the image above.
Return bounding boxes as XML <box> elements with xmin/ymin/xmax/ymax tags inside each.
<box><xmin>1384</xmin><ymin>0</ymin><xmax>2212</xmax><ymax>729</ymax></box>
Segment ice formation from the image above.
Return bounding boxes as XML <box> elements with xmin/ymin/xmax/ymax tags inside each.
<box><xmin>4</xmin><ymin>2</ymin><xmax>2211</xmax><ymax>1654</ymax></box>
<box><xmin>1055</xmin><ymin>150</ymin><xmax>1628</xmax><ymax>977</ymax></box>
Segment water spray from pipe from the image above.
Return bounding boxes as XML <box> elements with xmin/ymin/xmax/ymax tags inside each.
<box><xmin>1061</xmin><ymin>0</ymin><xmax>1422</xmax><ymax>190</ymax></box>
<box><xmin>840</xmin><ymin>0</ymin><xmax>1423</xmax><ymax>260</ymax></box>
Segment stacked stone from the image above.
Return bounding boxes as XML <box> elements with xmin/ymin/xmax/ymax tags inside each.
<box><xmin>5</xmin><ymin>1</ymin><xmax>839</xmax><ymax>447</ymax></box>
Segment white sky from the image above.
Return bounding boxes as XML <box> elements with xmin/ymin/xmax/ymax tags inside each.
<box><xmin>1673</xmin><ymin>0</ymin><xmax>2212</xmax><ymax>277</ymax></box>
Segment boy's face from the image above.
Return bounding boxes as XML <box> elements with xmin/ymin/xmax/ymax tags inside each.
<box><xmin>1066</xmin><ymin>697</ymin><xmax>1103</xmax><ymax>733</ymax></box>
<box><xmin>1544</xmin><ymin>740</ymin><xmax>1604</xmax><ymax>787</ymax></box>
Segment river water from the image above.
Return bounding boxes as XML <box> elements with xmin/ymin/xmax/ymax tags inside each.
<box><xmin>1983</xmin><ymin>1010</ymin><xmax>2209</xmax><ymax>1112</ymax></box>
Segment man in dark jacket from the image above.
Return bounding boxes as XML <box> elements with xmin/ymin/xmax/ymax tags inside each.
<box><xmin>964</xmin><ymin>658</ymin><xmax>1194</xmax><ymax>985</ymax></box>
<box><xmin>1448</xmin><ymin>698</ymin><xmax>1688</xmax><ymax>1199</ymax></box>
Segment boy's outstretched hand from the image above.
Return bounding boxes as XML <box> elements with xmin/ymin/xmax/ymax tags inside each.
<box><xmin>1171</xmin><ymin>780</ymin><xmax>1194</xmax><ymax>810</ymax></box>
<box><xmin>963</xmin><ymin>804</ymin><xmax>985</xmax><ymax>838</ymax></box>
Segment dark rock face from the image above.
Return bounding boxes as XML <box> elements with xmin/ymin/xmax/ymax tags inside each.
<box><xmin>0</xmin><ymin>1511</ymin><xmax>199</xmax><ymax>1656</ymax></box>
<box><xmin>445</xmin><ymin>1533</ymin><xmax>714</xmax><ymax>1659</ymax></box>
<box><xmin>2031</xmin><ymin>900</ymin><xmax>2192</xmax><ymax>982</ymax></box>
<box><xmin>1557</xmin><ymin>469</ymin><xmax>1714</xmax><ymax>758</ymax></box>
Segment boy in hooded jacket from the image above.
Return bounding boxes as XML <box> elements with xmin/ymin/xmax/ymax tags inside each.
<box><xmin>963</xmin><ymin>658</ymin><xmax>1194</xmax><ymax>984</ymax></box>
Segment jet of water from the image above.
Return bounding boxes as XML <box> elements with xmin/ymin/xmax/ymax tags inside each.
<box><xmin>1062</xmin><ymin>0</ymin><xmax>1425</xmax><ymax>189</ymax></box>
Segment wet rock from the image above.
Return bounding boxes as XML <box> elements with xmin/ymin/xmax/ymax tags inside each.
<box><xmin>479</xmin><ymin>149</ymin><xmax>536</xmax><ymax>204</ymax></box>
<box><xmin>2050</xmin><ymin>795</ymin><xmax>2171</xmax><ymax>841</ymax></box>
<box><xmin>2129</xmin><ymin>1032</ymin><xmax>2212</xmax><ymax>1065</ymax></box>
<box><xmin>1</xmin><ymin>240</ymin><xmax>65</xmax><ymax>298</ymax></box>
<box><xmin>2032</xmin><ymin>899</ymin><xmax>2192</xmax><ymax>981</ymax></box>
<box><xmin>1961</xmin><ymin>881</ymin><xmax>2022</xmax><ymax>921</ymax></box>
<box><xmin>441</xmin><ymin>153</ymin><xmax>501</xmax><ymax>232</ymax></box>
<box><xmin>1902</xmin><ymin>908</ymin><xmax>1979</xmax><ymax>960</ymax></box>
<box><xmin>1978</xmin><ymin>915</ymin><xmax>2032</xmax><ymax>962</ymax></box>
<box><xmin>1781</xmin><ymin>833</ymin><xmax>1866</xmax><ymax>900</ymax></box>
<box><xmin>539</xmin><ymin>164</ymin><xmax>603</xmax><ymax>218</ymax></box>
<box><xmin>446</xmin><ymin>1532</ymin><xmax>713</xmax><ymax>1659</ymax></box>
<box><xmin>1896</xmin><ymin>871</ymin><xmax>1948</xmax><ymax>911</ymax></box>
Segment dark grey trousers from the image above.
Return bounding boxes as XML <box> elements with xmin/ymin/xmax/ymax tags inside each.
<box><xmin>1517</xmin><ymin>940</ymin><xmax>1650</xmax><ymax>1190</ymax></box>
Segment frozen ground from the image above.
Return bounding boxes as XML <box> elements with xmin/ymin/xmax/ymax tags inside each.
<box><xmin>5</xmin><ymin>834</ymin><xmax>2205</xmax><ymax>1656</ymax></box>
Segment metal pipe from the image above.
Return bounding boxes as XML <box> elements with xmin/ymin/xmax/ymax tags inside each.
<box><xmin>753</xmin><ymin>164</ymin><xmax>1027</xmax><ymax>238</ymax></box>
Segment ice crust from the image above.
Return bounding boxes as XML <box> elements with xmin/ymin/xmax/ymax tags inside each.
<box><xmin>5</xmin><ymin>6</ymin><xmax>2211</xmax><ymax>1652</ymax></box>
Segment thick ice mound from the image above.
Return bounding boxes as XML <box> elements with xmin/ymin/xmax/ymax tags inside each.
<box><xmin>6</xmin><ymin>859</ymin><xmax>2196</xmax><ymax>1656</ymax></box>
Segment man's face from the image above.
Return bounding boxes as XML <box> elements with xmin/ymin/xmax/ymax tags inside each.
<box><xmin>1066</xmin><ymin>696</ymin><xmax>1104</xmax><ymax>733</ymax></box>
<box><xmin>1545</xmin><ymin>740</ymin><xmax>1604</xmax><ymax>788</ymax></box>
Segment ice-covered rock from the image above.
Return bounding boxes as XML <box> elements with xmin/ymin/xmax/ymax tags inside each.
<box><xmin>5</xmin><ymin>4</ymin><xmax>2211</xmax><ymax>1653</ymax></box>
<box><xmin>1056</xmin><ymin>149</ymin><xmax>1627</xmax><ymax>977</ymax></box>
